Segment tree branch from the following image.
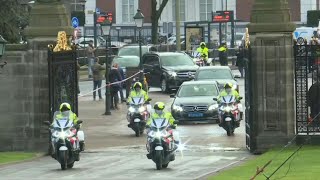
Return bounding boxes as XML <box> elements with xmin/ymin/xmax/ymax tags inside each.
<box><xmin>156</xmin><ymin>0</ymin><xmax>169</xmax><ymax>19</ymax></box>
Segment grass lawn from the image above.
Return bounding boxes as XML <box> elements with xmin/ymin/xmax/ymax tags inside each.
<box><xmin>0</xmin><ymin>152</ymin><xmax>37</xmax><ymax>165</ymax></box>
<box><xmin>210</xmin><ymin>145</ymin><xmax>320</xmax><ymax>180</ymax></box>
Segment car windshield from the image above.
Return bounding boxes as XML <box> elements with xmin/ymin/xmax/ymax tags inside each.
<box><xmin>161</xmin><ymin>54</ymin><xmax>194</xmax><ymax>66</ymax></box>
<box><xmin>197</xmin><ymin>69</ymin><xmax>233</xmax><ymax>80</ymax></box>
<box><xmin>118</xmin><ymin>46</ymin><xmax>149</xmax><ymax>56</ymax></box>
<box><xmin>178</xmin><ymin>84</ymin><xmax>219</xmax><ymax>97</ymax></box>
<box><xmin>113</xmin><ymin>57</ymin><xmax>140</xmax><ymax>67</ymax></box>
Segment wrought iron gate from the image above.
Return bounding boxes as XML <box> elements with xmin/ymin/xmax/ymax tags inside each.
<box><xmin>243</xmin><ymin>45</ymin><xmax>256</xmax><ymax>152</ymax></box>
<box><xmin>48</xmin><ymin>48</ymin><xmax>78</xmax><ymax>120</ymax></box>
<box><xmin>294</xmin><ymin>41</ymin><xmax>320</xmax><ymax>135</ymax></box>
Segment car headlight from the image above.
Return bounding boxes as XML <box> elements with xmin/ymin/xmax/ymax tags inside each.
<box><xmin>208</xmin><ymin>104</ymin><xmax>219</xmax><ymax>110</ymax></box>
<box><xmin>128</xmin><ymin>107</ymin><xmax>135</xmax><ymax>113</ymax></box>
<box><xmin>138</xmin><ymin>106</ymin><xmax>146</xmax><ymax>112</ymax></box>
<box><xmin>172</xmin><ymin>105</ymin><xmax>183</xmax><ymax>112</ymax></box>
<box><xmin>168</xmin><ymin>71</ymin><xmax>177</xmax><ymax>77</ymax></box>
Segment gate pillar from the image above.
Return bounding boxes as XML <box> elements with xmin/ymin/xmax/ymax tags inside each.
<box><xmin>246</xmin><ymin>0</ymin><xmax>296</xmax><ymax>153</ymax></box>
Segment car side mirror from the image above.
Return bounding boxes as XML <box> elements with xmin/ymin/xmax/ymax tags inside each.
<box><xmin>213</xmin><ymin>97</ymin><xmax>218</xmax><ymax>101</ymax></box>
<box><xmin>170</xmin><ymin>94</ymin><xmax>175</xmax><ymax>98</ymax></box>
<box><xmin>234</xmin><ymin>75</ymin><xmax>241</xmax><ymax>78</ymax></box>
<box><xmin>43</xmin><ymin>121</ymin><xmax>51</xmax><ymax>126</ymax></box>
<box><xmin>77</xmin><ymin>120</ymin><xmax>83</xmax><ymax>124</ymax></box>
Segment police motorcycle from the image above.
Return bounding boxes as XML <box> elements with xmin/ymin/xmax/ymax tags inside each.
<box><xmin>192</xmin><ymin>51</ymin><xmax>206</xmax><ymax>66</ymax></box>
<box><xmin>43</xmin><ymin>118</ymin><xmax>84</xmax><ymax>170</ymax></box>
<box><xmin>146</xmin><ymin>118</ymin><xmax>179</xmax><ymax>170</ymax></box>
<box><xmin>213</xmin><ymin>95</ymin><xmax>242</xmax><ymax>136</ymax></box>
<box><xmin>127</xmin><ymin>97</ymin><xmax>152</xmax><ymax>137</ymax></box>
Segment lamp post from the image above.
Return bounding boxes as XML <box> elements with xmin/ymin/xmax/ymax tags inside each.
<box><xmin>116</xmin><ymin>27</ymin><xmax>121</xmax><ymax>42</ymax></box>
<box><xmin>101</xmin><ymin>19</ymin><xmax>112</xmax><ymax>115</ymax></box>
<box><xmin>0</xmin><ymin>35</ymin><xmax>8</xmax><ymax>69</ymax></box>
<box><xmin>80</xmin><ymin>0</ymin><xmax>86</xmax><ymax>12</ymax></box>
<box><xmin>133</xmin><ymin>9</ymin><xmax>145</xmax><ymax>84</ymax></box>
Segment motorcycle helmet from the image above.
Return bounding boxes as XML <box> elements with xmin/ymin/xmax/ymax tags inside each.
<box><xmin>154</xmin><ymin>102</ymin><xmax>165</xmax><ymax>110</ymax></box>
<box><xmin>60</xmin><ymin>102</ymin><xmax>71</xmax><ymax>112</ymax></box>
<box><xmin>224</xmin><ymin>82</ymin><xmax>233</xmax><ymax>89</ymax></box>
<box><xmin>133</xmin><ymin>82</ymin><xmax>142</xmax><ymax>89</ymax></box>
<box><xmin>200</xmin><ymin>42</ymin><xmax>206</xmax><ymax>46</ymax></box>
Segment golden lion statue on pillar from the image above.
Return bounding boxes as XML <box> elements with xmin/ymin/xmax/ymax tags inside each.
<box><xmin>53</xmin><ymin>31</ymin><xmax>72</xmax><ymax>52</ymax></box>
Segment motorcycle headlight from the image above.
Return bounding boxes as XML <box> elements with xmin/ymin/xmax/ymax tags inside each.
<box><xmin>225</xmin><ymin>106</ymin><xmax>232</xmax><ymax>112</ymax></box>
<box><xmin>168</xmin><ymin>71</ymin><xmax>177</xmax><ymax>78</ymax></box>
<box><xmin>139</xmin><ymin>106</ymin><xmax>146</xmax><ymax>112</ymax></box>
<box><xmin>208</xmin><ymin>104</ymin><xmax>219</xmax><ymax>110</ymax></box>
<box><xmin>172</xmin><ymin>105</ymin><xmax>183</xmax><ymax>112</ymax></box>
<box><xmin>128</xmin><ymin>107</ymin><xmax>135</xmax><ymax>113</ymax></box>
<box><xmin>149</xmin><ymin>130</ymin><xmax>168</xmax><ymax>138</ymax></box>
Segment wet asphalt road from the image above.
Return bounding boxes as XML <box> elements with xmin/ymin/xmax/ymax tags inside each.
<box><xmin>0</xmin><ymin>70</ymin><xmax>251</xmax><ymax>180</ymax></box>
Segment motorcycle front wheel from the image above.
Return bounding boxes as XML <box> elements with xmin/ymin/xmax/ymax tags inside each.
<box><xmin>155</xmin><ymin>150</ymin><xmax>163</xmax><ymax>170</ymax></box>
<box><xmin>135</xmin><ymin>122</ymin><xmax>140</xmax><ymax>137</ymax></box>
<box><xmin>226</xmin><ymin>121</ymin><xmax>232</xmax><ymax>136</ymax></box>
<box><xmin>59</xmin><ymin>151</ymin><xmax>68</xmax><ymax>170</ymax></box>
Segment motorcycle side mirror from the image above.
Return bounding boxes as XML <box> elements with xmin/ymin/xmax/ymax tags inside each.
<box><xmin>43</xmin><ymin>121</ymin><xmax>50</xmax><ymax>126</ymax></box>
<box><xmin>77</xmin><ymin>120</ymin><xmax>83</xmax><ymax>124</ymax></box>
<box><xmin>147</xmin><ymin>98</ymin><xmax>152</xmax><ymax>101</ymax></box>
<box><xmin>213</xmin><ymin>97</ymin><xmax>218</xmax><ymax>101</ymax></box>
<box><xmin>170</xmin><ymin>125</ymin><xmax>176</xmax><ymax>129</ymax></box>
<box><xmin>173</xmin><ymin>120</ymin><xmax>179</xmax><ymax>124</ymax></box>
<box><xmin>239</xmin><ymin>97</ymin><xmax>243</xmax><ymax>100</ymax></box>
<box><xmin>169</xmin><ymin>94</ymin><xmax>175</xmax><ymax>98</ymax></box>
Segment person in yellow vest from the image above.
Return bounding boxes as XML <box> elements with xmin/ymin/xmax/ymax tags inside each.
<box><xmin>196</xmin><ymin>42</ymin><xmax>209</xmax><ymax>65</ymax></box>
<box><xmin>127</xmin><ymin>82</ymin><xmax>149</xmax><ymax>104</ymax></box>
<box><xmin>218</xmin><ymin>43</ymin><xmax>228</xmax><ymax>66</ymax></box>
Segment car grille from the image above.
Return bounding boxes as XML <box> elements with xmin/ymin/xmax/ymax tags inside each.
<box><xmin>183</xmin><ymin>105</ymin><xmax>208</xmax><ymax>112</ymax></box>
<box><xmin>177</xmin><ymin>71</ymin><xmax>196</xmax><ymax>78</ymax></box>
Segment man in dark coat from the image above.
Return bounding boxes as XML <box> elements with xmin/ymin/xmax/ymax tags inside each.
<box><xmin>109</xmin><ymin>64</ymin><xmax>122</xmax><ymax>109</ymax></box>
<box><xmin>236</xmin><ymin>46</ymin><xmax>245</xmax><ymax>78</ymax></box>
<box><xmin>308</xmin><ymin>72</ymin><xmax>320</xmax><ymax>119</ymax></box>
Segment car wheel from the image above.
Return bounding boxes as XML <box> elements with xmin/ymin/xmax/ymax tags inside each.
<box><xmin>161</xmin><ymin>79</ymin><xmax>169</xmax><ymax>93</ymax></box>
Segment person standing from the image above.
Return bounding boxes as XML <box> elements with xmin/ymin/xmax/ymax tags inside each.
<box><xmin>114</xmin><ymin>63</ymin><xmax>126</xmax><ymax>103</ymax></box>
<box><xmin>92</xmin><ymin>57</ymin><xmax>105</xmax><ymax>101</ymax></box>
<box><xmin>109</xmin><ymin>64</ymin><xmax>122</xmax><ymax>109</ymax></box>
<box><xmin>236</xmin><ymin>46</ymin><xmax>245</xmax><ymax>78</ymax></box>
<box><xmin>218</xmin><ymin>43</ymin><xmax>228</xmax><ymax>66</ymax></box>
<box><xmin>86</xmin><ymin>40</ymin><xmax>97</xmax><ymax>79</ymax></box>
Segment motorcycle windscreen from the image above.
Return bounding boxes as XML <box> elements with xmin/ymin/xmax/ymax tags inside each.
<box><xmin>130</xmin><ymin>97</ymin><xmax>145</xmax><ymax>105</ymax></box>
<box><xmin>221</xmin><ymin>95</ymin><xmax>236</xmax><ymax>104</ymax></box>
<box><xmin>192</xmin><ymin>51</ymin><xmax>201</xmax><ymax>58</ymax></box>
<box><xmin>151</xmin><ymin>118</ymin><xmax>169</xmax><ymax>130</ymax></box>
<box><xmin>52</xmin><ymin>113</ymin><xmax>74</xmax><ymax>129</ymax></box>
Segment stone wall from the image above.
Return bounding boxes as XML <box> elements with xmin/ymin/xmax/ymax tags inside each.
<box><xmin>0</xmin><ymin>40</ymin><xmax>52</xmax><ymax>151</ymax></box>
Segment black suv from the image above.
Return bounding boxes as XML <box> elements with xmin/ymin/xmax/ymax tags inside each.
<box><xmin>142</xmin><ymin>52</ymin><xmax>198</xmax><ymax>92</ymax></box>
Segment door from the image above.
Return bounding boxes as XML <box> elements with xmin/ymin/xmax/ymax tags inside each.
<box><xmin>143</xmin><ymin>55</ymin><xmax>160</xmax><ymax>87</ymax></box>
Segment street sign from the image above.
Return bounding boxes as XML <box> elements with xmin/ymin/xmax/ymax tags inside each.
<box><xmin>71</xmin><ymin>17</ymin><xmax>79</xmax><ymax>28</ymax></box>
<box><xmin>212</xmin><ymin>11</ymin><xmax>234</xmax><ymax>23</ymax></box>
<box><xmin>96</xmin><ymin>8</ymin><xmax>100</xmax><ymax>14</ymax></box>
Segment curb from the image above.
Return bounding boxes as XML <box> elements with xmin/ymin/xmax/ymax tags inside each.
<box><xmin>0</xmin><ymin>153</ymin><xmax>47</xmax><ymax>167</ymax></box>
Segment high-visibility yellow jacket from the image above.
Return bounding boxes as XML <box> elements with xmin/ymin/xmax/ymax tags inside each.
<box><xmin>196</xmin><ymin>47</ymin><xmax>209</xmax><ymax>61</ymax></box>
<box><xmin>217</xmin><ymin>89</ymin><xmax>240</xmax><ymax>102</ymax></box>
<box><xmin>127</xmin><ymin>90</ymin><xmax>149</xmax><ymax>103</ymax></box>
<box><xmin>146</xmin><ymin>111</ymin><xmax>175</xmax><ymax>126</ymax></box>
<box><xmin>51</xmin><ymin>111</ymin><xmax>78</xmax><ymax>126</ymax></box>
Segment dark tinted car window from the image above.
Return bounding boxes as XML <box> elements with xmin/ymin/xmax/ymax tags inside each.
<box><xmin>113</xmin><ymin>57</ymin><xmax>140</xmax><ymax>67</ymax></box>
<box><xmin>178</xmin><ymin>84</ymin><xmax>219</xmax><ymax>97</ymax></box>
<box><xmin>197</xmin><ymin>69</ymin><xmax>233</xmax><ymax>80</ymax></box>
<box><xmin>144</xmin><ymin>55</ymin><xmax>159</xmax><ymax>65</ymax></box>
<box><xmin>160</xmin><ymin>54</ymin><xmax>194</xmax><ymax>66</ymax></box>
<box><xmin>118</xmin><ymin>46</ymin><xmax>149</xmax><ymax>56</ymax></box>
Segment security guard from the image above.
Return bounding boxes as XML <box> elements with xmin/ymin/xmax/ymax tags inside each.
<box><xmin>196</xmin><ymin>42</ymin><xmax>209</xmax><ymax>65</ymax></box>
<box><xmin>218</xmin><ymin>43</ymin><xmax>228</xmax><ymax>66</ymax></box>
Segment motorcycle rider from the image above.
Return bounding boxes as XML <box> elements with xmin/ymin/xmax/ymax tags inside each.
<box><xmin>196</xmin><ymin>42</ymin><xmax>209</xmax><ymax>65</ymax></box>
<box><xmin>217</xmin><ymin>83</ymin><xmax>243</xmax><ymax>127</ymax></box>
<box><xmin>51</xmin><ymin>103</ymin><xmax>85</xmax><ymax>155</ymax></box>
<box><xmin>127</xmin><ymin>82</ymin><xmax>150</xmax><ymax>127</ymax></box>
<box><xmin>146</xmin><ymin>102</ymin><xmax>179</xmax><ymax>159</ymax></box>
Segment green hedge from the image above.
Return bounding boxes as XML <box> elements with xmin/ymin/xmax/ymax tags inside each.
<box><xmin>71</xmin><ymin>11</ymin><xmax>85</xmax><ymax>26</ymax></box>
<box><xmin>307</xmin><ymin>10</ymin><xmax>320</xmax><ymax>27</ymax></box>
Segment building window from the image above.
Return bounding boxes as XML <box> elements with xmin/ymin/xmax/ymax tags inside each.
<box><xmin>122</xmin><ymin>0</ymin><xmax>135</xmax><ymax>23</ymax></box>
<box><xmin>199</xmin><ymin>0</ymin><xmax>213</xmax><ymax>21</ymax></box>
<box><xmin>172</xmin><ymin>0</ymin><xmax>186</xmax><ymax>21</ymax></box>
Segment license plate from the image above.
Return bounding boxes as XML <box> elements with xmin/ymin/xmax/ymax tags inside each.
<box><xmin>188</xmin><ymin>112</ymin><xmax>203</xmax><ymax>117</ymax></box>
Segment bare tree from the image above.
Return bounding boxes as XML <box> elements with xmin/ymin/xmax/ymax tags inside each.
<box><xmin>151</xmin><ymin>0</ymin><xmax>169</xmax><ymax>44</ymax></box>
